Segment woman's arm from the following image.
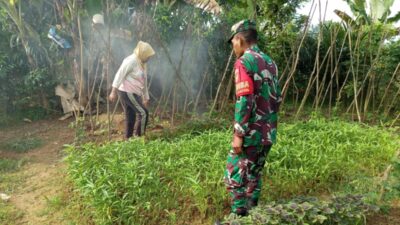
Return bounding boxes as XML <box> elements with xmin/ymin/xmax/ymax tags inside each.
<box><xmin>109</xmin><ymin>56</ymin><xmax>133</xmax><ymax>102</ymax></box>
<box><xmin>143</xmin><ymin>71</ymin><xmax>150</xmax><ymax>105</ymax></box>
<box><xmin>112</xmin><ymin>58</ymin><xmax>131</xmax><ymax>89</ymax></box>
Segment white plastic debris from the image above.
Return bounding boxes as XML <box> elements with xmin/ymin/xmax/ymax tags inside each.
<box><xmin>0</xmin><ymin>193</ymin><xmax>11</xmax><ymax>202</ymax></box>
<box><xmin>23</xmin><ymin>118</ymin><xmax>32</xmax><ymax>123</ymax></box>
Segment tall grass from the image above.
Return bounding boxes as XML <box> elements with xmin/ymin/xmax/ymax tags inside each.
<box><xmin>65</xmin><ymin>118</ymin><xmax>399</xmax><ymax>224</ymax></box>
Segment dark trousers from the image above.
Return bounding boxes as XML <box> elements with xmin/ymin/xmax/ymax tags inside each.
<box><xmin>119</xmin><ymin>91</ymin><xmax>148</xmax><ymax>138</ymax></box>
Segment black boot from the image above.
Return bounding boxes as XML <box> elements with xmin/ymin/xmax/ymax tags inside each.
<box><xmin>248</xmin><ymin>199</ymin><xmax>258</xmax><ymax>210</ymax></box>
<box><xmin>237</xmin><ymin>211</ymin><xmax>249</xmax><ymax>217</ymax></box>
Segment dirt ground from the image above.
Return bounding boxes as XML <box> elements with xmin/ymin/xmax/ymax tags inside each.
<box><xmin>0</xmin><ymin>118</ymin><xmax>74</xmax><ymax>225</ymax></box>
<box><xmin>0</xmin><ymin>118</ymin><xmax>399</xmax><ymax>225</ymax></box>
<box><xmin>367</xmin><ymin>208</ymin><xmax>400</xmax><ymax>225</ymax></box>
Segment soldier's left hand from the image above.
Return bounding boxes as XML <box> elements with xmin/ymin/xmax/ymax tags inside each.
<box><xmin>232</xmin><ymin>135</ymin><xmax>243</xmax><ymax>154</ymax></box>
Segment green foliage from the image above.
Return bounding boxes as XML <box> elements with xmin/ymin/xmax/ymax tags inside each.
<box><xmin>264</xmin><ymin>118</ymin><xmax>398</xmax><ymax>198</ymax></box>
<box><xmin>84</xmin><ymin>0</ymin><xmax>104</xmax><ymax>16</ymax></box>
<box><xmin>0</xmin><ymin>0</ymin><xmax>399</xmax><ymax>123</ymax></box>
<box><xmin>224</xmin><ymin>195</ymin><xmax>379</xmax><ymax>225</ymax></box>
<box><xmin>0</xmin><ymin>50</ymin><xmax>56</xmax><ymax>122</ymax></box>
<box><xmin>153</xmin><ymin>4</ymin><xmax>181</xmax><ymax>42</ymax></box>
<box><xmin>375</xmin><ymin>38</ymin><xmax>400</xmax><ymax>114</ymax></box>
<box><xmin>66</xmin><ymin>131</ymin><xmax>227</xmax><ymax>224</ymax></box>
<box><xmin>24</xmin><ymin>68</ymin><xmax>54</xmax><ymax>92</ymax></box>
<box><xmin>220</xmin><ymin>0</ymin><xmax>254</xmax><ymax>22</ymax></box>
<box><xmin>336</xmin><ymin>0</ymin><xmax>400</xmax><ymax>26</ymax></box>
<box><xmin>0</xmin><ymin>3</ymin><xmax>61</xmax><ymax>124</ymax></box>
<box><xmin>258</xmin><ymin>0</ymin><xmax>309</xmax><ymax>29</ymax></box>
<box><xmin>65</xmin><ymin>119</ymin><xmax>399</xmax><ymax>224</ymax></box>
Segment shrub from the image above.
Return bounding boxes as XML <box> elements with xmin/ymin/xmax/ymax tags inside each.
<box><xmin>223</xmin><ymin>194</ymin><xmax>379</xmax><ymax>225</ymax></box>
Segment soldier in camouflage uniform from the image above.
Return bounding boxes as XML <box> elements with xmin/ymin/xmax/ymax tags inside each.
<box><xmin>224</xmin><ymin>19</ymin><xmax>282</xmax><ymax>217</ymax></box>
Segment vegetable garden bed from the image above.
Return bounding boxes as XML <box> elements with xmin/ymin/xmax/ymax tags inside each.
<box><xmin>65</xmin><ymin>118</ymin><xmax>399</xmax><ymax>224</ymax></box>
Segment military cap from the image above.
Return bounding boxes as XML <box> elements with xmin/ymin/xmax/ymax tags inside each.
<box><xmin>228</xmin><ymin>19</ymin><xmax>257</xmax><ymax>43</ymax></box>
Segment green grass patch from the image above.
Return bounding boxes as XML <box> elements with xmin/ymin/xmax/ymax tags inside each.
<box><xmin>0</xmin><ymin>159</ymin><xmax>26</xmax><ymax>225</ymax></box>
<box><xmin>0</xmin><ymin>158</ymin><xmax>26</xmax><ymax>173</ymax></box>
<box><xmin>65</xmin><ymin>118</ymin><xmax>399</xmax><ymax>224</ymax></box>
<box><xmin>379</xmin><ymin>155</ymin><xmax>400</xmax><ymax>203</ymax></box>
<box><xmin>45</xmin><ymin>196</ymin><xmax>67</xmax><ymax>212</ymax></box>
<box><xmin>30</xmin><ymin>172</ymin><xmax>94</xmax><ymax>225</ymax></box>
<box><xmin>0</xmin><ymin>201</ymin><xmax>24</xmax><ymax>225</ymax></box>
<box><xmin>1</xmin><ymin>137</ymin><xmax>42</xmax><ymax>153</ymax></box>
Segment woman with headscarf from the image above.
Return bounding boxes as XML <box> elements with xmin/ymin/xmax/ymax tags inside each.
<box><xmin>109</xmin><ymin>41</ymin><xmax>155</xmax><ymax>138</ymax></box>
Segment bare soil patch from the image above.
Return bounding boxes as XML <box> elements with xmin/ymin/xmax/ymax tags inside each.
<box><xmin>0</xmin><ymin>118</ymin><xmax>74</xmax><ymax>225</ymax></box>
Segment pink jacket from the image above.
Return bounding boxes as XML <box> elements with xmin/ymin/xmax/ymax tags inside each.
<box><xmin>112</xmin><ymin>54</ymin><xmax>150</xmax><ymax>101</ymax></box>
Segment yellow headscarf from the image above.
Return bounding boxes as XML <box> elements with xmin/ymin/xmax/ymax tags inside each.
<box><xmin>133</xmin><ymin>41</ymin><xmax>155</xmax><ymax>69</ymax></box>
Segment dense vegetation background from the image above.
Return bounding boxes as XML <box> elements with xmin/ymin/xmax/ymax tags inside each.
<box><xmin>1</xmin><ymin>0</ymin><xmax>400</xmax><ymax>224</ymax></box>
<box><xmin>0</xmin><ymin>0</ymin><xmax>399</xmax><ymax>127</ymax></box>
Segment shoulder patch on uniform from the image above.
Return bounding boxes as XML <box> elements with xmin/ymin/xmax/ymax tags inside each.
<box><xmin>234</xmin><ymin>60</ymin><xmax>254</xmax><ymax>97</ymax></box>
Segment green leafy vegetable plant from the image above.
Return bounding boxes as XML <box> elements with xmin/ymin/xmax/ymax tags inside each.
<box><xmin>65</xmin><ymin>118</ymin><xmax>399</xmax><ymax>224</ymax></box>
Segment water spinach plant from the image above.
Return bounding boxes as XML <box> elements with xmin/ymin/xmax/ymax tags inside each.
<box><xmin>65</xmin><ymin>118</ymin><xmax>399</xmax><ymax>224</ymax></box>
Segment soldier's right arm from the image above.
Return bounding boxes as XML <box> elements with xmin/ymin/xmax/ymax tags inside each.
<box><xmin>233</xmin><ymin>60</ymin><xmax>254</xmax><ymax>137</ymax></box>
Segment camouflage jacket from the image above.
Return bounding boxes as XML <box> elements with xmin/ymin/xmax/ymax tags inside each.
<box><xmin>233</xmin><ymin>45</ymin><xmax>282</xmax><ymax>147</ymax></box>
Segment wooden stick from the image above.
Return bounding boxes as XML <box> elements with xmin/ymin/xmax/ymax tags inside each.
<box><xmin>390</xmin><ymin>112</ymin><xmax>400</xmax><ymax>127</ymax></box>
<box><xmin>194</xmin><ymin>66</ymin><xmax>209</xmax><ymax>113</ymax></box>
<box><xmin>209</xmin><ymin>50</ymin><xmax>233</xmax><ymax>115</ymax></box>
<box><xmin>281</xmin><ymin>0</ymin><xmax>316</xmax><ymax>99</ymax></box>
<box><xmin>377</xmin><ymin>63</ymin><xmax>400</xmax><ymax>111</ymax></box>
<box><xmin>220</xmin><ymin>70</ymin><xmax>235</xmax><ymax>112</ymax></box>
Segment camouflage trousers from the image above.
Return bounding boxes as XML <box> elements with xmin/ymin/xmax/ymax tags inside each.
<box><xmin>224</xmin><ymin>145</ymin><xmax>272</xmax><ymax>215</ymax></box>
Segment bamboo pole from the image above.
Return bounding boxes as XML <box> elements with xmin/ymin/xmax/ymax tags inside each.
<box><xmin>150</xmin><ymin>23</ymin><xmax>191</xmax><ymax>97</ymax></box>
<box><xmin>175</xmin><ymin>20</ymin><xmax>190</xmax><ymax>115</ymax></box>
<box><xmin>347</xmin><ymin>29</ymin><xmax>362</xmax><ymax>122</ymax></box>
<box><xmin>345</xmin><ymin>29</ymin><xmax>388</xmax><ymax>116</ymax></box>
<box><xmin>106</xmin><ymin>0</ymin><xmax>111</xmax><ymax>141</ymax></box>
<box><xmin>314</xmin><ymin>0</ymin><xmax>327</xmax><ymax>108</ymax></box>
<box><xmin>171</xmin><ymin>82</ymin><xmax>177</xmax><ymax>126</ymax></box>
<box><xmin>281</xmin><ymin>0</ymin><xmax>316</xmax><ymax>100</ymax></box>
<box><xmin>390</xmin><ymin>112</ymin><xmax>400</xmax><ymax>127</ymax></box>
<box><xmin>362</xmin><ymin>31</ymin><xmax>375</xmax><ymax>116</ymax></box>
<box><xmin>220</xmin><ymin>70</ymin><xmax>235</xmax><ymax>111</ymax></box>
<box><xmin>320</xmin><ymin>27</ymin><xmax>350</xmax><ymax>110</ymax></box>
<box><xmin>377</xmin><ymin>63</ymin><xmax>400</xmax><ymax>112</ymax></box>
<box><xmin>194</xmin><ymin>66</ymin><xmax>209</xmax><ymax>113</ymax></box>
<box><xmin>77</xmin><ymin>13</ymin><xmax>84</xmax><ymax>118</ymax></box>
<box><xmin>385</xmin><ymin>86</ymin><xmax>400</xmax><ymax>116</ymax></box>
<box><xmin>209</xmin><ymin>50</ymin><xmax>234</xmax><ymax>115</ymax></box>
<box><xmin>296</xmin><ymin>44</ymin><xmax>332</xmax><ymax>118</ymax></box>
